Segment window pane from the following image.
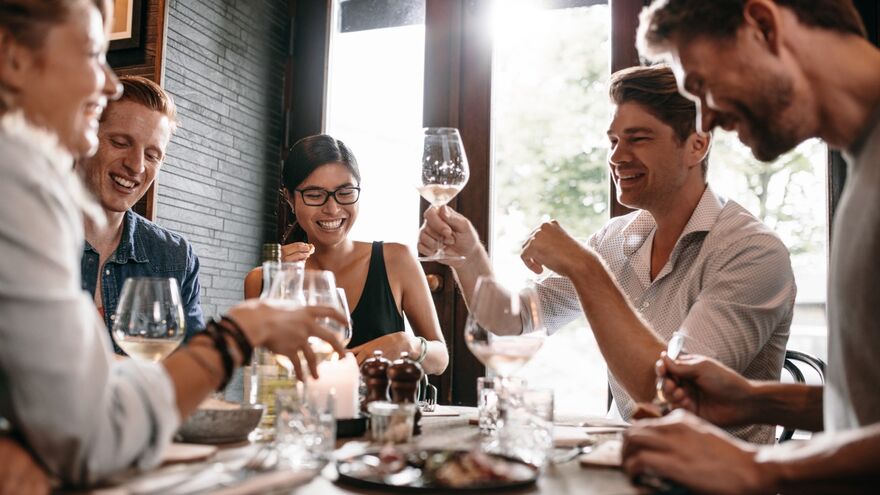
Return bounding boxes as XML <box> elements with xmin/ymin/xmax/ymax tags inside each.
<box><xmin>708</xmin><ymin>135</ymin><xmax>828</xmax><ymax>361</ymax></box>
<box><xmin>490</xmin><ymin>1</ymin><xmax>610</xmax><ymax>415</ymax></box>
<box><xmin>325</xmin><ymin>0</ymin><xmax>426</xmax><ymax>244</ymax></box>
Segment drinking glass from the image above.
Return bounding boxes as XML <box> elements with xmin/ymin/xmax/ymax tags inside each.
<box><xmin>276</xmin><ymin>386</ymin><xmax>336</xmax><ymax>470</ymax></box>
<box><xmin>416</xmin><ymin>127</ymin><xmax>469</xmax><ymax>261</ymax></box>
<box><xmin>303</xmin><ymin>270</ymin><xmax>349</xmax><ymax>361</ymax></box>
<box><xmin>112</xmin><ymin>277</ymin><xmax>186</xmax><ymax>362</ymax></box>
<box><xmin>494</xmin><ymin>388</ymin><xmax>554</xmax><ymax>468</ymax></box>
<box><xmin>477</xmin><ymin>376</ymin><xmax>526</xmax><ymax>434</ymax></box>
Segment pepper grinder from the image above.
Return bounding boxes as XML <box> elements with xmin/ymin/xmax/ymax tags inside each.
<box><xmin>387</xmin><ymin>351</ymin><xmax>424</xmax><ymax>434</ymax></box>
<box><xmin>360</xmin><ymin>350</ymin><xmax>391</xmax><ymax>414</ymax></box>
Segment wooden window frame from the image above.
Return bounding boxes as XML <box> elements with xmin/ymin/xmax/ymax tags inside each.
<box><xmin>285</xmin><ymin>0</ymin><xmax>870</xmax><ymax>405</ymax></box>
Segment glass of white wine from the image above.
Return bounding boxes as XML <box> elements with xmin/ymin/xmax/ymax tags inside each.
<box><xmin>112</xmin><ymin>277</ymin><xmax>185</xmax><ymax>362</ymax></box>
<box><xmin>335</xmin><ymin>287</ymin><xmax>354</xmax><ymax>347</ymax></box>
<box><xmin>464</xmin><ymin>276</ymin><xmax>546</xmax><ymax>378</ymax></box>
<box><xmin>416</xmin><ymin>127</ymin><xmax>470</xmax><ymax>261</ymax></box>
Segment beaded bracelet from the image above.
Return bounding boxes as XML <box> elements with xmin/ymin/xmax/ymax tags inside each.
<box><xmin>219</xmin><ymin>315</ymin><xmax>253</xmax><ymax>366</ymax></box>
<box><xmin>415</xmin><ymin>336</ymin><xmax>429</xmax><ymax>364</ymax></box>
<box><xmin>202</xmin><ymin>321</ymin><xmax>235</xmax><ymax>391</ymax></box>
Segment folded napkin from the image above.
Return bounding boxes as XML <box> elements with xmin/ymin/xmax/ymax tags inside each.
<box><xmin>553</xmin><ymin>426</ymin><xmax>596</xmax><ymax>448</ymax></box>
<box><xmin>578</xmin><ymin>439</ymin><xmax>623</xmax><ymax>468</ymax></box>
<box><xmin>420</xmin><ymin>405</ymin><xmax>461</xmax><ymax>417</ymax></box>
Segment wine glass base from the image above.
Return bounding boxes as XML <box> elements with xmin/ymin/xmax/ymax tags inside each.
<box><xmin>418</xmin><ymin>254</ymin><xmax>466</xmax><ymax>262</ymax></box>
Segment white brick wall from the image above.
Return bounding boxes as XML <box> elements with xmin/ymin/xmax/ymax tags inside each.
<box><xmin>158</xmin><ymin>0</ymin><xmax>288</xmax><ymax>318</ymax></box>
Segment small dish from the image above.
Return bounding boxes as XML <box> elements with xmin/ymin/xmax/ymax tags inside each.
<box><xmin>177</xmin><ymin>404</ymin><xmax>264</xmax><ymax>444</ymax></box>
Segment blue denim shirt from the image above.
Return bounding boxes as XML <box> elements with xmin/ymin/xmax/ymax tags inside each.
<box><xmin>81</xmin><ymin>210</ymin><xmax>205</xmax><ymax>353</ymax></box>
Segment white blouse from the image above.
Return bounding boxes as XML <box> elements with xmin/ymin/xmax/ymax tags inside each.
<box><xmin>0</xmin><ymin>114</ymin><xmax>179</xmax><ymax>485</ymax></box>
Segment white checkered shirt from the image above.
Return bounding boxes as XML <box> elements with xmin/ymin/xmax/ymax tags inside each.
<box><xmin>536</xmin><ymin>186</ymin><xmax>795</xmax><ymax>443</ymax></box>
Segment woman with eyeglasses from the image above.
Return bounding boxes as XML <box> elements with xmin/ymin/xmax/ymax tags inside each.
<box><xmin>245</xmin><ymin>135</ymin><xmax>449</xmax><ymax>374</ymax></box>
<box><xmin>0</xmin><ymin>1</ymin><xmax>345</xmax><ymax>490</ymax></box>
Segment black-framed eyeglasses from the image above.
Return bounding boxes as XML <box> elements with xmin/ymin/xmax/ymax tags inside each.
<box><xmin>295</xmin><ymin>186</ymin><xmax>361</xmax><ymax>206</ymax></box>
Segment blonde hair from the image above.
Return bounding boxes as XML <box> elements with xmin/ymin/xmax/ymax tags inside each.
<box><xmin>0</xmin><ymin>0</ymin><xmax>111</xmax><ymax>113</ymax></box>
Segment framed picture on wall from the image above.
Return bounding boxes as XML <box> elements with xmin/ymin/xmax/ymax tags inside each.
<box><xmin>109</xmin><ymin>0</ymin><xmax>144</xmax><ymax>51</ymax></box>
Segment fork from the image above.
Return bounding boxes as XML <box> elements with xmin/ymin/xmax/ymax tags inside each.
<box><xmin>136</xmin><ymin>444</ymin><xmax>277</xmax><ymax>495</ymax></box>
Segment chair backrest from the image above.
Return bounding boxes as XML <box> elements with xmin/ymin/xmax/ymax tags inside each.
<box><xmin>778</xmin><ymin>350</ymin><xmax>826</xmax><ymax>442</ymax></box>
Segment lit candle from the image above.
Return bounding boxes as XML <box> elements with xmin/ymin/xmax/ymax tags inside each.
<box><xmin>307</xmin><ymin>352</ymin><xmax>359</xmax><ymax>419</ymax></box>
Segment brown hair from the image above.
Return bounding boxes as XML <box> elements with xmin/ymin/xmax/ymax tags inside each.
<box><xmin>106</xmin><ymin>76</ymin><xmax>179</xmax><ymax>132</ymax></box>
<box><xmin>638</xmin><ymin>0</ymin><xmax>866</xmax><ymax>58</ymax></box>
<box><xmin>609</xmin><ymin>64</ymin><xmax>708</xmax><ymax>174</ymax></box>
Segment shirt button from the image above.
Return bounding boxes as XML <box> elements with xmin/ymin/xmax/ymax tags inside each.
<box><xmin>105</xmin><ymin>269</ymin><xmax>111</xmax><ymax>275</ymax></box>
<box><xmin>110</xmin><ymin>315</ymin><xmax>116</xmax><ymax>321</ymax></box>
<box><xmin>641</xmin><ymin>301</ymin><xmax>650</xmax><ymax>309</ymax></box>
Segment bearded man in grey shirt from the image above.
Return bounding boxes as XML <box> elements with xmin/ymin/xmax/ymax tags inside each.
<box><xmin>419</xmin><ymin>64</ymin><xmax>795</xmax><ymax>443</ymax></box>
<box><xmin>621</xmin><ymin>0</ymin><xmax>880</xmax><ymax>493</ymax></box>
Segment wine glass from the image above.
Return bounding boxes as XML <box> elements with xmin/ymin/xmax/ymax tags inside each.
<box><xmin>335</xmin><ymin>287</ymin><xmax>354</xmax><ymax>347</ymax></box>
<box><xmin>416</xmin><ymin>127</ymin><xmax>470</xmax><ymax>261</ymax></box>
<box><xmin>112</xmin><ymin>277</ymin><xmax>185</xmax><ymax>362</ymax></box>
<box><xmin>464</xmin><ymin>276</ymin><xmax>547</xmax><ymax>379</ymax></box>
<box><xmin>465</xmin><ymin>276</ymin><xmax>546</xmax><ymax>438</ymax></box>
<box><xmin>303</xmin><ymin>270</ymin><xmax>350</xmax><ymax>361</ymax></box>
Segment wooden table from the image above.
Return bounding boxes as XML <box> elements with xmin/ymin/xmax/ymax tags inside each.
<box><xmin>296</xmin><ymin>406</ymin><xmax>636</xmax><ymax>495</ymax></box>
<box><xmin>97</xmin><ymin>407</ymin><xmax>636</xmax><ymax>494</ymax></box>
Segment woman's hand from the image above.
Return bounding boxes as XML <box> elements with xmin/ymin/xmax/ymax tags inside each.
<box><xmin>226</xmin><ymin>300</ymin><xmax>347</xmax><ymax>379</ymax></box>
<box><xmin>0</xmin><ymin>437</ymin><xmax>50</xmax><ymax>495</ymax></box>
<box><xmin>349</xmin><ymin>332</ymin><xmax>418</xmax><ymax>365</ymax></box>
<box><xmin>281</xmin><ymin>242</ymin><xmax>315</xmax><ymax>263</ymax></box>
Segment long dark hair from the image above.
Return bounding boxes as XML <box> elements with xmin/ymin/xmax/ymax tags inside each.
<box><xmin>281</xmin><ymin>135</ymin><xmax>361</xmax><ymax>243</ymax></box>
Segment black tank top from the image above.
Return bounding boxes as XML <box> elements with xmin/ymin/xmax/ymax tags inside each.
<box><xmin>348</xmin><ymin>242</ymin><xmax>405</xmax><ymax>348</ymax></box>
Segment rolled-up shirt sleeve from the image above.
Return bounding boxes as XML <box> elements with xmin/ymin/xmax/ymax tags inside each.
<box><xmin>529</xmin><ymin>231</ymin><xmax>605</xmax><ymax>335</ymax></box>
<box><xmin>0</xmin><ymin>151</ymin><xmax>179</xmax><ymax>485</ymax></box>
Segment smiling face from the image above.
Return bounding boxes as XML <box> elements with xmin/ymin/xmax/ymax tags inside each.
<box><xmin>78</xmin><ymin>100</ymin><xmax>171</xmax><ymax>213</ymax></box>
<box><xmin>670</xmin><ymin>32</ymin><xmax>810</xmax><ymax>162</ymax></box>
<box><xmin>10</xmin><ymin>1</ymin><xmax>120</xmax><ymax>157</ymax></box>
<box><xmin>607</xmin><ymin>102</ymin><xmax>703</xmax><ymax>211</ymax></box>
<box><xmin>290</xmin><ymin>163</ymin><xmax>360</xmax><ymax>248</ymax></box>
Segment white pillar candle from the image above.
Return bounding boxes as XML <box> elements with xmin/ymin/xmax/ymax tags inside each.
<box><xmin>307</xmin><ymin>352</ymin><xmax>359</xmax><ymax>419</ymax></box>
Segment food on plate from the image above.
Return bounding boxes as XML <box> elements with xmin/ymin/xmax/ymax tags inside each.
<box><xmin>340</xmin><ymin>447</ymin><xmax>537</xmax><ymax>489</ymax></box>
<box><xmin>429</xmin><ymin>450</ymin><xmax>535</xmax><ymax>488</ymax></box>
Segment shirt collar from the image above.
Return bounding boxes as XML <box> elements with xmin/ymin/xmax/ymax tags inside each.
<box><xmin>620</xmin><ymin>185</ymin><xmax>725</xmax><ymax>257</ymax></box>
<box><xmin>111</xmin><ymin>210</ymin><xmax>150</xmax><ymax>264</ymax></box>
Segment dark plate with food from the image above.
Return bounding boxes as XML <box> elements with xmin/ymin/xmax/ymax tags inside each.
<box><xmin>336</xmin><ymin>446</ymin><xmax>540</xmax><ymax>492</ymax></box>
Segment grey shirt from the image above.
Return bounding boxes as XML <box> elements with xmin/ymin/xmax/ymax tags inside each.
<box><xmin>827</xmin><ymin>105</ymin><xmax>880</xmax><ymax>432</ymax></box>
<box><xmin>0</xmin><ymin>114</ymin><xmax>179</xmax><ymax>485</ymax></box>
<box><xmin>536</xmin><ymin>186</ymin><xmax>795</xmax><ymax>443</ymax></box>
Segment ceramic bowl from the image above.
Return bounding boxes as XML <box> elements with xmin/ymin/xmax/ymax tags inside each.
<box><xmin>177</xmin><ymin>404</ymin><xmax>264</xmax><ymax>444</ymax></box>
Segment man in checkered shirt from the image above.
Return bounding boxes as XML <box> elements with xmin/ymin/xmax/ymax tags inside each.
<box><xmin>419</xmin><ymin>64</ymin><xmax>795</xmax><ymax>444</ymax></box>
